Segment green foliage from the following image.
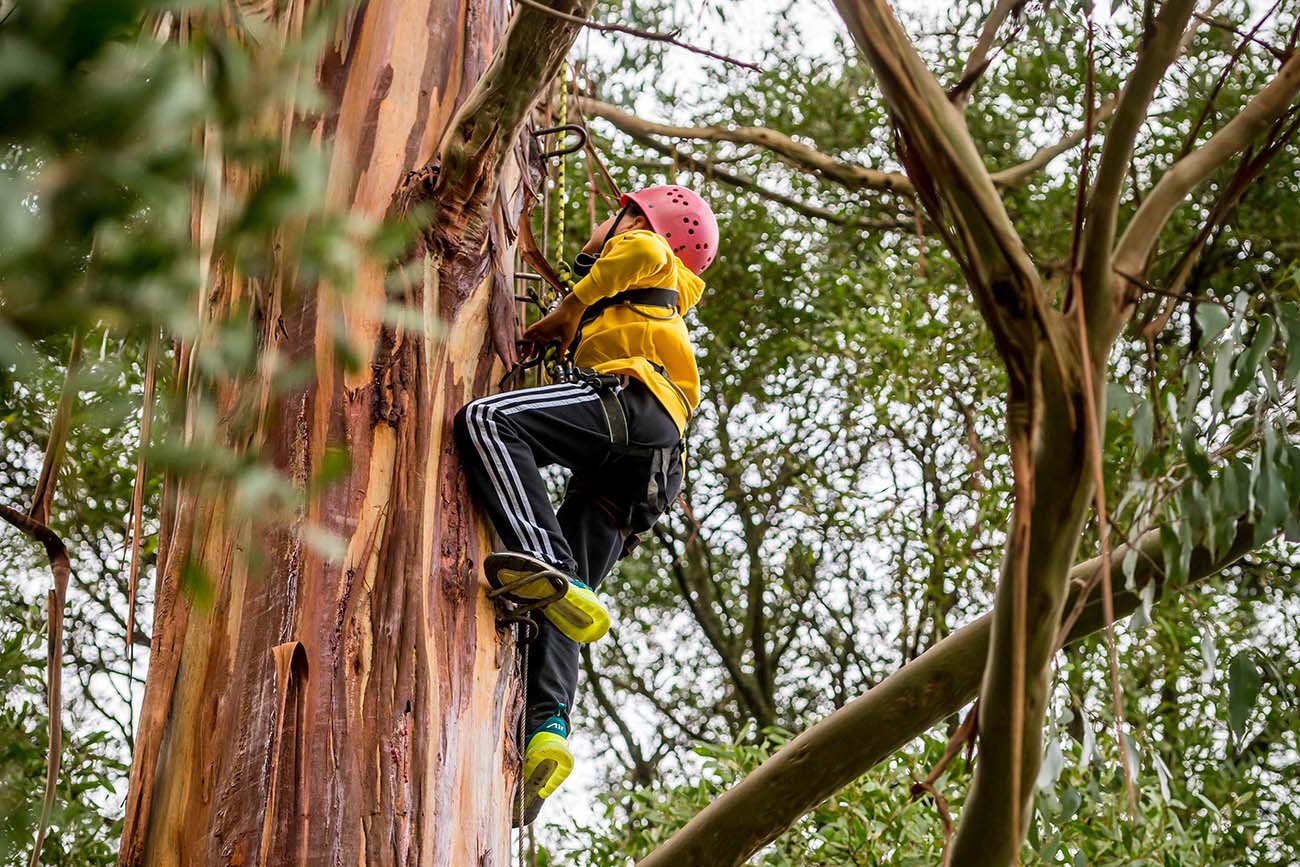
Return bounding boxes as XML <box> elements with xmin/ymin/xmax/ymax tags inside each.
<box><xmin>0</xmin><ymin>1</ymin><xmax>380</xmax><ymax>861</ymax></box>
<box><xmin>0</xmin><ymin>597</ymin><xmax>120</xmax><ymax>866</ymax></box>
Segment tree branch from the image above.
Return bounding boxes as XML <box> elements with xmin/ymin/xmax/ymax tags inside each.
<box><xmin>832</xmin><ymin>0</ymin><xmax>1054</xmax><ymax>382</ymax></box>
<box><xmin>398</xmin><ymin>0</ymin><xmax>597</xmax><ymax>231</ymax></box>
<box><xmin>989</xmin><ymin>95</ymin><xmax>1118</xmax><ymax>187</ymax></box>
<box><xmin>636</xmin><ymin>517</ymin><xmax>1266</xmax><ymax>867</ymax></box>
<box><xmin>0</xmin><ymin>506</ymin><xmax>70</xmax><ymax>867</ymax></box>
<box><xmin>577</xmin><ymin>96</ymin><xmax>913</xmax><ymax>193</ymax></box>
<box><xmin>581</xmin><ymin>647</ymin><xmax>658</xmax><ymax>786</ymax></box>
<box><xmin>951</xmin><ymin>0</ymin><xmax>1028</xmax><ymax>110</ymax></box>
<box><xmin>629</xmin><ymin>133</ymin><xmax>914</xmax><ymax>230</ymax></box>
<box><xmin>586</xmin><ymin>90</ymin><xmax>1127</xmax><ymax>202</ymax></box>
<box><xmin>514</xmin><ymin>0</ymin><xmax>760</xmax><ymax>71</ymax></box>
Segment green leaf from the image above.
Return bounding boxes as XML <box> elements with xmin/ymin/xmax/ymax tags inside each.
<box><xmin>1285</xmin><ymin>513</ymin><xmax>1300</xmax><ymax>543</ymax></box>
<box><xmin>310</xmin><ymin>445</ymin><xmax>352</xmax><ymax>494</ymax></box>
<box><xmin>1161</xmin><ymin>524</ymin><xmax>1186</xmax><ymax>586</ymax></box>
<box><xmin>1129</xmin><ymin>579</ymin><xmax>1156</xmax><ymax>630</ymax></box>
<box><xmin>1059</xmin><ymin>786</ymin><xmax>1082</xmax><ymax>822</ymax></box>
<box><xmin>1180</xmin><ymin>363</ymin><xmax>1201</xmax><ymax>421</ymax></box>
<box><xmin>1200</xmin><ymin>628</ymin><xmax>1217</xmax><ymax>683</ymax></box>
<box><xmin>1195</xmin><ymin>304</ymin><xmax>1230</xmax><ymax>344</ymax></box>
<box><xmin>1181</xmin><ymin>426</ymin><xmax>1211</xmax><ymax>483</ymax></box>
<box><xmin>1276</xmin><ymin>300</ymin><xmax>1300</xmax><ymax>379</ymax></box>
<box><xmin>1132</xmin><ymin>399</ymin><xmax>1153</xmax><ymax>453</ymax></box>
<box><xmin>1210</xmin><ymin>342</ymin><xmax>1234</xmax><ymax>414</ymax></box>
<box><xmin>1037</xmin><ymin>736</ymin><xmax>1065</xmax><ymax>790</ymax></box>
<box><xmin>1121</xmin><ymin>732</ymin><xmax>1141</xmax><ymax>781</ymax></box>
<box><xmin>1153</xmin><ymin>752</ymin><xmax>1173</xmax><ymax>802</ymax></box>
<box><xmin>1107</xmin><ymin>382</ymin><xmax>1132</xmax><ymax>417</ymax></box>
<box><xmin>1226</xmin><ymin>651</ymin><xmax>1262</xmax><ymax>744</ymax></box>
<box><xmin>1233</xmin><ymin>314</ymin><xmax>1276</xmax><ymax>397</ymax></box>
<box><xmin>1121</xmin><ymin>545</ymin><xmax>1140</xmax><ymax>591</ymax></box>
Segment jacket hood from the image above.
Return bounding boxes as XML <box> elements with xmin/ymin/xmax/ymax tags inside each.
<box><xmin>673</xmin><ymin>257</ymin><xmax>705</xmax><ymax>313</ymax></box>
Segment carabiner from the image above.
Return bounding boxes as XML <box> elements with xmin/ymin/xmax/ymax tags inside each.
<box><xmin>532</xmin><ymin>123</ymin><xmax>588</xmax><ymax>159</ymax></box>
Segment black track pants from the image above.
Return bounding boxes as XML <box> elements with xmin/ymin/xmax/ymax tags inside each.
<box><xmin>453</xmin><ymin>378</ymin><xmax>682</xmax><ymax>731</ymax></box>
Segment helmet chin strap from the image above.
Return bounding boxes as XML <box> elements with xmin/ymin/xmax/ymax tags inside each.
<box><xmin>597</xmin><ymin>202</ymin><xmax>636</xmax><ymax>256</ymax></box>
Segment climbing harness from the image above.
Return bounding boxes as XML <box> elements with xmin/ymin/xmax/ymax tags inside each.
<box><xmin>565</xmin><ymin>286</ymin><xmax>695</xmax><ymax>425</ymax></box>
<box><xmin>570</xmin><ymin>287</ymin><xmax>680</xmax><ymax>357</ymax></box>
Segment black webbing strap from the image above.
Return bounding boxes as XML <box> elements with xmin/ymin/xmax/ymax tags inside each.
<box><xmin>578</xmin><ymin>287</ymin><xmax>679</xmax><ymax>325</ymax></box>
<box><xmin>597</xmin><ymin>388</ymin><xmax>632</xmax><ymax>449</ymax></box>
<box><xmin>565</xmin><ymin>368</ymin><xmax>656</xmax><ymax>459</ymax></box>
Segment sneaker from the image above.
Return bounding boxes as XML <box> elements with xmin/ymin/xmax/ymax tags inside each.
<box><xmin>513</xmin><ymin>712</ymin><xmax>573</xmax><ymax>826</ymax></box>
<box><xmin>484</xmin><ymin>552</ymin><xmax>611</xmax><ymax>643</ymax></box>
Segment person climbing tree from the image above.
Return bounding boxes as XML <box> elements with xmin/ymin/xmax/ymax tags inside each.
<box><xmin>453</xmin><ymin>185</ymin><xmax>718</xmax><ymax>824</ymax></box>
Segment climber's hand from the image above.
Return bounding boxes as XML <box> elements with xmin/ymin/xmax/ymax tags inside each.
<box><xmin>522</xmin><ymin>294</ymin><xmax>584</xmax><ymax>356</ymax></box>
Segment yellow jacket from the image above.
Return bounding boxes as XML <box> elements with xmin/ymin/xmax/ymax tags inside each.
<box><xmin>570</xmin><ymin>230</ymin><xmax>704</xmax><ymax>434</ymax></box>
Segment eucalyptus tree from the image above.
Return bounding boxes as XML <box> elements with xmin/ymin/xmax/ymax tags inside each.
<box><xmin>2</xmin><ymin>0</ymin><xmax>603</xmax><ymax>863</ymax></box>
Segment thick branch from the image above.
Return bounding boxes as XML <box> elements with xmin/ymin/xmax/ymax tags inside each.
<box><xmin>833</xmin><ymin>0</ymin><xmax>1050</xmax><ymax>377</ymax></box>
<box><xmin>403</xmin><ymin>0</ymin><xmax>597</xmax><ymax>233</ymax></box>
<box><xmin>636</xmin><ymin>518</ymin><xmax>1265</xmax><ymax>867</ymax></box>
<box><xmin>586</xmin><ymin>94</ymin><xmax>1124</xmax><ymax>196</ymax></box>
<box><xmin>1112</xmin><ymin>50</ymin><xmax>1300</xmax><ymax>284</ymax></box>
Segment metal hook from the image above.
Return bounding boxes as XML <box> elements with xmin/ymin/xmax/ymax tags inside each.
<box><xmin>532</xmin><ymin>123</ymin><xmax>588</xmax><ymax>159</ymax></box>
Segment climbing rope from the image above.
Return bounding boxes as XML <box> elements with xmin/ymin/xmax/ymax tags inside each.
<box><xmin>553</xmin><ymin>62</ymin><xmax>572</xmax><ymax>290</ymax></box>
<box><xmin>516</xmin><ymin>626</ymin><xmax>529</xmax><ymax>865</ymax></box>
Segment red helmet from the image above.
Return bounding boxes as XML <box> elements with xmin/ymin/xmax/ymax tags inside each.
<box><xmin>621</xmin><ymin>185</ymin><xmax>719</xmax><ymax>274</ymax></box>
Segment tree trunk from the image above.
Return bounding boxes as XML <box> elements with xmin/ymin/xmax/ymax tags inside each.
<box><xmin>117</xmin><ymin>1</ymin><xmax>579</xmax><ymax>863</ymax></box>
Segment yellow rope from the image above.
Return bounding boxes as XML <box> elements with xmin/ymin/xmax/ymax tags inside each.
<box><xmin>553</xmin><ymin>62</ymin><xmax>572</xmax><ymax>289</ymax></box>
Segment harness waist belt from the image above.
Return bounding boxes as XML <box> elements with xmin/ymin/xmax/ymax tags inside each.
<box><xmin>578</xmin><ymin>287</ymin><xmax>679</xmax><ymax>325</ymax></box>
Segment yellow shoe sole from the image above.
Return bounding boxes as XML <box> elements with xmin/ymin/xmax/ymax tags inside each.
<box><xmin>515</xmin><ymin>732</ymin><xmax>573</xmax><ymax>826</ymax></box>
<box><xmin>543</xmin><ymin>580</ymin><xmax>610</xmax><ymax>644</ymax></box>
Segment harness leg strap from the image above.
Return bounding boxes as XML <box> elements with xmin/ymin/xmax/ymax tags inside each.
<box><xmin>597</xmin><ymin>387</ymin><xmax>630</xmax><ymax>448</ymax></box>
